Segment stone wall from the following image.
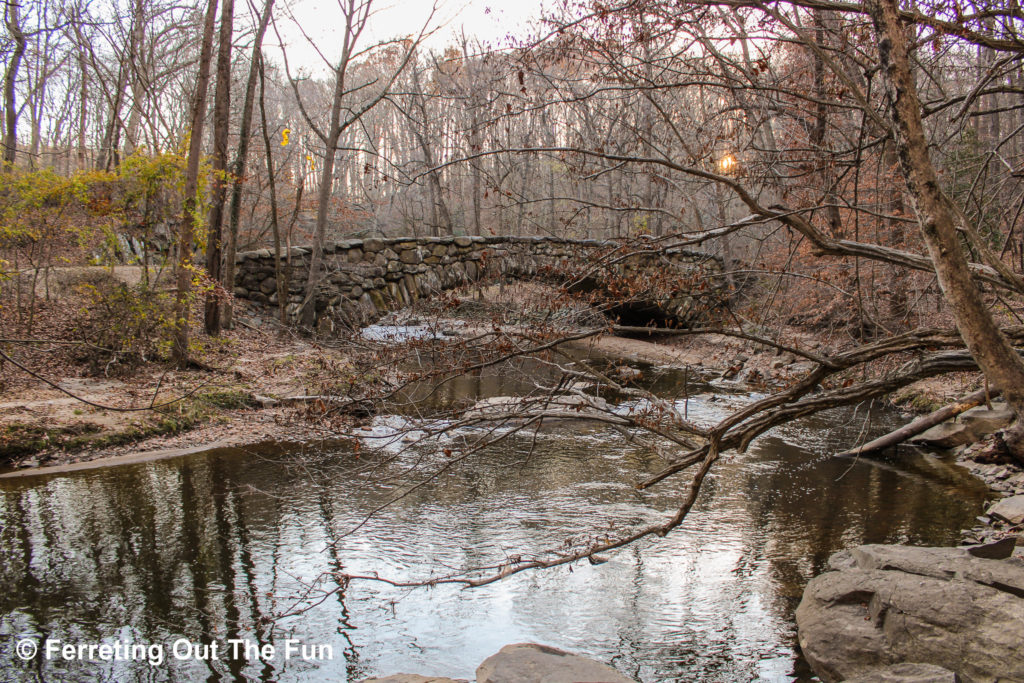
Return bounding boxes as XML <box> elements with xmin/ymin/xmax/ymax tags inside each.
<box><xmin>233</xmin><ymin>235</ymin><xmax>723</xmax><ymax>331</ymax></box>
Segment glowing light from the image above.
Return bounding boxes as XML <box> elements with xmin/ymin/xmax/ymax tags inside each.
<box><xmin>718</xmin><ymin>154</ymin><xmax>737</xmax><ymax>174</ymax></box>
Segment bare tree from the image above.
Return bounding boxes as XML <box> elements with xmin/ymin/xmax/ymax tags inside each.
<box><xmin>281</xmin><ymin>0</ymin><xmax>434</xmax><ymax>328</ymax></box>
<box><xmin>203</xmin><ymin>0</ymin><xmax>234</xmax><ymax>335</ymax></box>
<box><xmin>172</xmin><ymin>0</ymin><xmax>218</xmax><ymax>367</ymax></box>
<box><xmin>3</xmin><ymin>0</ymin><xmax>26</xmax><ymax>167</ymax></box>
<box><xmin>864</xmin><ymin>0</ymin><xmax>1024</xmax><ymax>453</ymax></box>
<box><xmin>222</xmin><ymin>0</ymin><xmax>275</xmax><ymax>329</ymax></box>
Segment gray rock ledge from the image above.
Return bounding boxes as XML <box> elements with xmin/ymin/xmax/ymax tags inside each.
<box><xmin>796</xmin><ymin>544</ymin><xmax>1024</xmax><ymax>683</ymax></box>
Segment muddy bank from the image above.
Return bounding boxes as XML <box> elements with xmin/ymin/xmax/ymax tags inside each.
<box><xmin>0</xmin><ymin>321</ymin><xmax>362</xmax><ymax>472</ymax></box>
<box><xmin>0</xmin><ymin>438</ymin><xmax>242</xmax><ymax>479</ymax></box>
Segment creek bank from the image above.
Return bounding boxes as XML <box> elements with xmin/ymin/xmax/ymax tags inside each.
<box><xmin>0</xmin><ymin>318</ymin><xmax>368</xmax><ymax>472</ymax></box>
<box><xmin>796</xmin><ymin>543</ymin><xmax>1024</xmax><ymax>683</ymax></box>
<box><xmin>361</xmin><ymin>643</ymin><xmax>636</xmax><ymax>683</ymax></box>
<box><xmin>955</xmin><ymin>436</ymin><xmax>1024</xmax><ymax>549</ymax></box>
<box><xmin>1</xmin><ymin>315</ymin><xmax>755</xmax><ymax>473</ymax></box>
<box><xmin>894</xmin><ymin>397</ymin><xmax>1024</xmax><ymax>548</ymax></box>
<box><xmin>797</xmin><ymin>401</ymin><xmax>1024</xmax><ymax>682</ymax></box>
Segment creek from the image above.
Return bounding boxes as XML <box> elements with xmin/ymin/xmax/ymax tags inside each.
<box><xmin>0</xmin><ymin>355</ymin><xmax>990</xmax><ymax>682</ymax></box>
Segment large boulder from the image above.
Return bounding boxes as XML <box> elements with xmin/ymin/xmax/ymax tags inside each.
<box><xmin>796</xmin><ymin>544</ymin><xmax>1024</xmax><ymax>682</ymax></box>
<box><xmin>476</xmin><ymin>643</ymin><xmax>635</xmax><ymax>683</ymax></box>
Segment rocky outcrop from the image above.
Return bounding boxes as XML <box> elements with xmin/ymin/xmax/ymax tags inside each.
<box><xmin>233</xmin><ymin>236</ymin><xmax>723</xmax><ymax>331</ymax></box>
<box><xmin>476</xmin><ymin>643</ymin><xmax>635</xmax><ymax>683</ymax></box>
<box><xmin>796</xmin><ymin>544</ymin><xmax>1024</xmax><ymax>683</ymax></box>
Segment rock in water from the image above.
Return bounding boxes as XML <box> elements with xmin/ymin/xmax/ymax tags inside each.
<box><xmin>796</xmin><ymin>544</ymin><xmax>1024</xmax><ymax>683</ymax></box>
<box><xmin>476</xmin><ymin>643</ymin><xmax>636</xmax><ymax>683</ymax></box>
<box><xmin>362</xmin><ymin>676</ymin><xmax>467</xmax><ymax>683</ymax></box>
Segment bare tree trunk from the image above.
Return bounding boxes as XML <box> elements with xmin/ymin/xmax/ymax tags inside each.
<box><xmin>203</xmin><ymin>0</ymin><xmax>234</xmax><ymax>335</ymax></box>
<box><xmin>493</xmin><ymin>153</ymin><xmax>504</xmax><ymax>233</ymax></box>
<box><xmin>124</xmin><ymin>0</ymin><xmax>146</xmax><ymax>157</ymax></box>
<box><xmin>222</xmin><ymin>0</ymin><xmax>274</xmax><ymax>329</ymax></box>
<box><xmin>300</xmin><ymin>94</ymin><xmax>344</xmax><ymax>329</ymax></box>
<box><xmin>469</xmin><ymin>111</ymin><xmax>482</xmax><ymax>236</ymax></box>
<box><xmin>409</xmin><ymin>67</ymin><xmax>452</xmax><ymax>236</ymax></box>
<box><xmin>258</xmin><ymin>53</ymin><xmax>287</xmax><ymax>324</ymax></box>
<box><xmin>300</xmin><ymin>0</ymin><xmax>371</xmax><ymax>329</ymax></box>
<box><xmin>77</xmin><ymin>52</ymin><xmax>87</xmax><ymax>170</ymax></box>
<box><xmin>172</xmin><ymin>0</ymin><xmax>218</xmax><ymax>367</ymax></box>
<box><xmin>427</xmin><ymin>174</ymin><xmax>439</xmax><ymax>237</ymax></box>
<box><xmin>809</xmin><ymin>9</ymin><xmax>842</xmax><ymax>238</ymax></box>
<box><xmin>459</xmin><ymin>38</ymin><xmax>484</xmax><ymax>236</ymax></box>
<box><xmin>96</xmin><ymin>60</ymin><xmax>128</xmax><ymax>171</ymax></box>
<box><xmin>867</xmin><ymin>0</ymin><xmax>1024</xmax><ymax>461</ymax></box>
<box><xmin>3</xmin><ymin>0</ymin><xmax>26</xmax><ymax>168</ymax></box>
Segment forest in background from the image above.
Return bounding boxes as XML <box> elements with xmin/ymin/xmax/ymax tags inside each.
<box><xmin>3</xmin><ymin>0</ymin><xmax>1024</xmax><ymax>469</ymax></box>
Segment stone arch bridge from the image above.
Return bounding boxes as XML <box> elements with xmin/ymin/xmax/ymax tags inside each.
<box><xmin>233</xmin><ymin>235</ymin><xmax>727</xmax><ymax>331</ymax></box>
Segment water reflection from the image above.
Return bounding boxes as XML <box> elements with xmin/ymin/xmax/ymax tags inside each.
<box><xmin>0</xmin><ymin>365</ymin><xmax>989</xmax><ymax>682</ymax></box>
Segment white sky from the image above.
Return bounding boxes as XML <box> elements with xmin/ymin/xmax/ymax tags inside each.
<box><xmin>277</xmin><ymin>0</ymin><xmax>550</xmax><ymax>73</ymax></box>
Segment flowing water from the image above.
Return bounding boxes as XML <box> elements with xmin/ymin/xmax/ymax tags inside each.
<box><xmin>0</xmin><ymin>357</ymin><xmax>990</xmax><ymax>682</ymax></box>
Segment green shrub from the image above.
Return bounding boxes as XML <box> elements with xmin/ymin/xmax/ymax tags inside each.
<box><xmin>69</xmin><ymin>271</ymin><xmax>177</xmax><ymax>374</ymax></box>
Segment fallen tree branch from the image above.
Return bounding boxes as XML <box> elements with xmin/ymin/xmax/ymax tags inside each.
<box><xmin>837</xmin><ymin>387</ymin><xmax>1000</xmax><ymax>457</ymax></box>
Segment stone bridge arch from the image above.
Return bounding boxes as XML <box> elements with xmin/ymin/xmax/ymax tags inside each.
<box><xmin>233</xmin><ymin>236</ymin><xmax>727</xmax><ymax>331</ymax></box>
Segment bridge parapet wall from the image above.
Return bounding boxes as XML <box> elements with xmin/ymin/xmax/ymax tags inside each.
<box><xmin>233</xmin><ymin>235</ymin><xmax>722</xmax><ymax>330</ymax></box>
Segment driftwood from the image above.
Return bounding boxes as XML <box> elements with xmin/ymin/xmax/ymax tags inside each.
<box><xmin>837</xmin><ymin>387</ymin><xmax>1001</xmax><ymax>458</ymax></box>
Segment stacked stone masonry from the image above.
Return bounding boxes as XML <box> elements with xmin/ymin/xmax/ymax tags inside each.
<box><xmin>233</xmin><ymin>235</ymin><xmax>723</xmax><ymax>331</ymax></box>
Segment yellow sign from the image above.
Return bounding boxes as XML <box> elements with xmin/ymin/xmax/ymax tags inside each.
<box><xmin>281</xmin><ymin>128</ymin><xmax>290</xmax><ymax>146</ymax></box>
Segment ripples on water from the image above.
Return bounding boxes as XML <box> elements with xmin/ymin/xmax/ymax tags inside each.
<box><xmin>0</xmin><ymin>361</ymin><xmax>990</xmax><ymax>682</ymax></box>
